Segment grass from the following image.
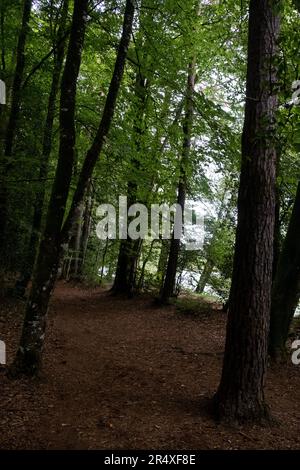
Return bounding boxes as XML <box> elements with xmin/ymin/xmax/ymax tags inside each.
<box><xmin>174</xmin><ymin>294</ymin><xmax>222</xmax><ymax>316</ymax></box>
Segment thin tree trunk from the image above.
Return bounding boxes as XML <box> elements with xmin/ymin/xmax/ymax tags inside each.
<box><xmin>14</xmin><ymin>0</ymin><xmax>69</xmax><ymax>295</ymax></box>
<box><xmin>68</xmin><ymin>200</ymin><xmax>85</xmax><ymax>279</ymax></box>
<box><xmin>61</xmin><ymin>0</ymin><xmax>135</xmax><ymax>243</ymax></box>
<box><xmin>10</xmin><ymin>0</ymin><xmax>134</xmax><ymax>376</ymax></box>
<box><xmin>269</xmin><ymin>181</ymin><xmax>300</xmax><ymax>359</ymax></box>
<box><xmin>0</xmin><ymin>0</ymin><xmax>32</xmax><ymax>256</ymax></box>
<box><xmin>10</xmin><ymin>0</ymin><xmax>89</xmax><ymax>377</ymax></box>
<box><xmin>214</xmin><ymin>0</ymin><xmax>280</xmax><ymax>423</ymax></box>
<box><xmin>112</xmin><ymin>70</ymin><xmax>148</xmax><ymax>296</ymax></box>
<box><xmin>113</xmin><ymin>59</ymin><xmax>183</xmax><ymax>296</ymax></box>
<box><xmin>160</xmin><ymin>58</ymin><xmax>196</xmax><ymax>304</ymax></box>
<box><xmin>78</xmin><ymin>182</ymin><xmax>93</xmax><ymax>275</ymax></box>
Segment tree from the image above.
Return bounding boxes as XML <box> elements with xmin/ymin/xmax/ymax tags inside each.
<box><xmin>10</xmin><ymin>0</ymin><xmax>89</xmax><ymax>376</ymax></box>
<box><xmin>269</xmin><ymin>180</ymin><xmax>300</xmax><ymax>359</ymax></box>
<box><xmin>160</xmin><ymin>58</ymin><xmax>196</xmax><ymax>303</ymax></box>
<box><xmin>112</xmin><ymin>70</ymin><xmax>149</xmax><ymax>296</ymax></box>
<box><xmin>214</xmin><ymin>0</ymin><xmax>281</xmax><ymax>422</ymax></box>
<box><xmin>11</xmin><ymin>0</ymin><xmax>135</xmax><ymax>376</ymax></box>
<box><xmin>61</xmin><ymin>0</ymin><xmax>135</xmax><ymax>243</ymax></box>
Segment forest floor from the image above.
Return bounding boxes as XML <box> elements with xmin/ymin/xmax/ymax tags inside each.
<box><xmin>0</xmin><ymin>282</ymin><xmax>300</xmax><ymax>450</ymax></box>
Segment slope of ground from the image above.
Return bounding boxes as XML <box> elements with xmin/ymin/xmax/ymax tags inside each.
<box><xmin>0</xmin><ymin>283</ymin><xmax>299</xmax><ymax>450</ymax></box>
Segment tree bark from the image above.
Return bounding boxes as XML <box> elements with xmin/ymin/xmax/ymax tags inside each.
<box><xmin>214</xmin><ymin>0</ymin><xmax>280</xmax><ymax>423</ymax></box>
<box><xmin>10</xmin><ymin>0</ymin><xmax>135</xmax><ymax>376</ymax></box>
<box><xmin>10</xmin><ymin>0</ymin><xmax>88</xmax><ymax>376</ymax></box>
<box><xmin>68</xmin><ymin>200</ymin><xmax>85</xmax><ymax>279</ymax></box>
<box><xmin>0</xmin><ymin>0</ymin><xmax>32</xmax><ymax>257</ymax></box>
<box><xmin>160</xmin><ymin>59</ymin><xmax>195</xmax><ymax>304</ymax></box>
<box><xmin>113</xmin><ymin>238</ymin><xmax>143</xmax><ymax>296</ymax></box>
<box><xmin>112</xmin><ymin>70</ymin><xmax>148</xmax><ymax>296</ymax></box>
<box><xmin>61</xmin><ymin>0</ymin><xmax>135</xmax><ymax>243</ymax></box>
<box><xmin>269</xmin><ymin>181</ymin><xmax>300</xmax><ymax>359</ymax></box>
<box><xmin>78</xmin><ymin>182</ymin><xmax>93</xmax><ymax>275</ymax></box>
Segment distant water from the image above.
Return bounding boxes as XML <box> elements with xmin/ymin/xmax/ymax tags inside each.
<box><xmin>180</xmin><ymin>270</ymin><xmax>300</xmax><ymax>317</ymax></box>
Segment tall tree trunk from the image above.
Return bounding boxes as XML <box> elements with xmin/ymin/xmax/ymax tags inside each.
<box><xmin>113</xmin><ymin>238</ymin><xmax>143</xmax><ymax>296</ymax></box>
<box><xmin>160</xmin><ymin>59</ymin><xmax>196</xmax><ymax>304</ymax></box>
<box><xmin>112</xmin><ymin>71</ymin><xmax>148</xmax><ymax>296</ymax></box>
<box><xmin>269</xmin><ymin>181</ymin><xmax>300</xmax><ymax>359</ymax></box>
<box><xmin>10</xmin><ymin>0</ymin><xmax>135</xmax><ymax>376</ymax></box>
<box><xmin>61</xmin><ymin>0</ymin><xmax>135</xmax><ymax>243</ymax></box>
<box><xmin>214</xmin><ymin>0</ymin><xmax>280</xmax><ymax>423</ymax></box>
<box><xmin>68</xmin><ymin>200</ymin><xmax>85</xmax><ymax>279</ymax></box>
<box><xmin>77</xmin><ymin>182</ymin><xmax>93</xmax><ymax>275</ymax></box>
<box><xmin>14</xmin><ymin>0</ymin><xmax>69</xmax><ymax>296</ymax></box>
<box><xmin>10</xmin><ymin>0</ymin><xmax>88</xmax><ymax>377</ymax></box>
<box><xmin>61</xmin><ymin>183</ymin><xmax>93</xmax><ymax>280</ymax></box>
<box><xmin>0</xmin><ymin>0</ymin><xmax>32</xmax><ymax>258</ymax></box>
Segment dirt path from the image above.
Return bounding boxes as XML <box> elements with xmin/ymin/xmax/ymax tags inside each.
<box><xmin>0</xmin><ymin>283</ymin><xmax>300</xmax><ymax>449</ymax></box>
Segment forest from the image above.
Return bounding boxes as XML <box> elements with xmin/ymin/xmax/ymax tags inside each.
<box><xmin>0</xmin><ymin>0</ymin><xmax>300</xmax><ymax>454</ymax></box>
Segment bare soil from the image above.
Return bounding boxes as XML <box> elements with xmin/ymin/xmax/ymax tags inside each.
<box><xmin>0</xmin><ymin>283</ymin><xmax>299</xmax><ymax>450</ymax></box>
